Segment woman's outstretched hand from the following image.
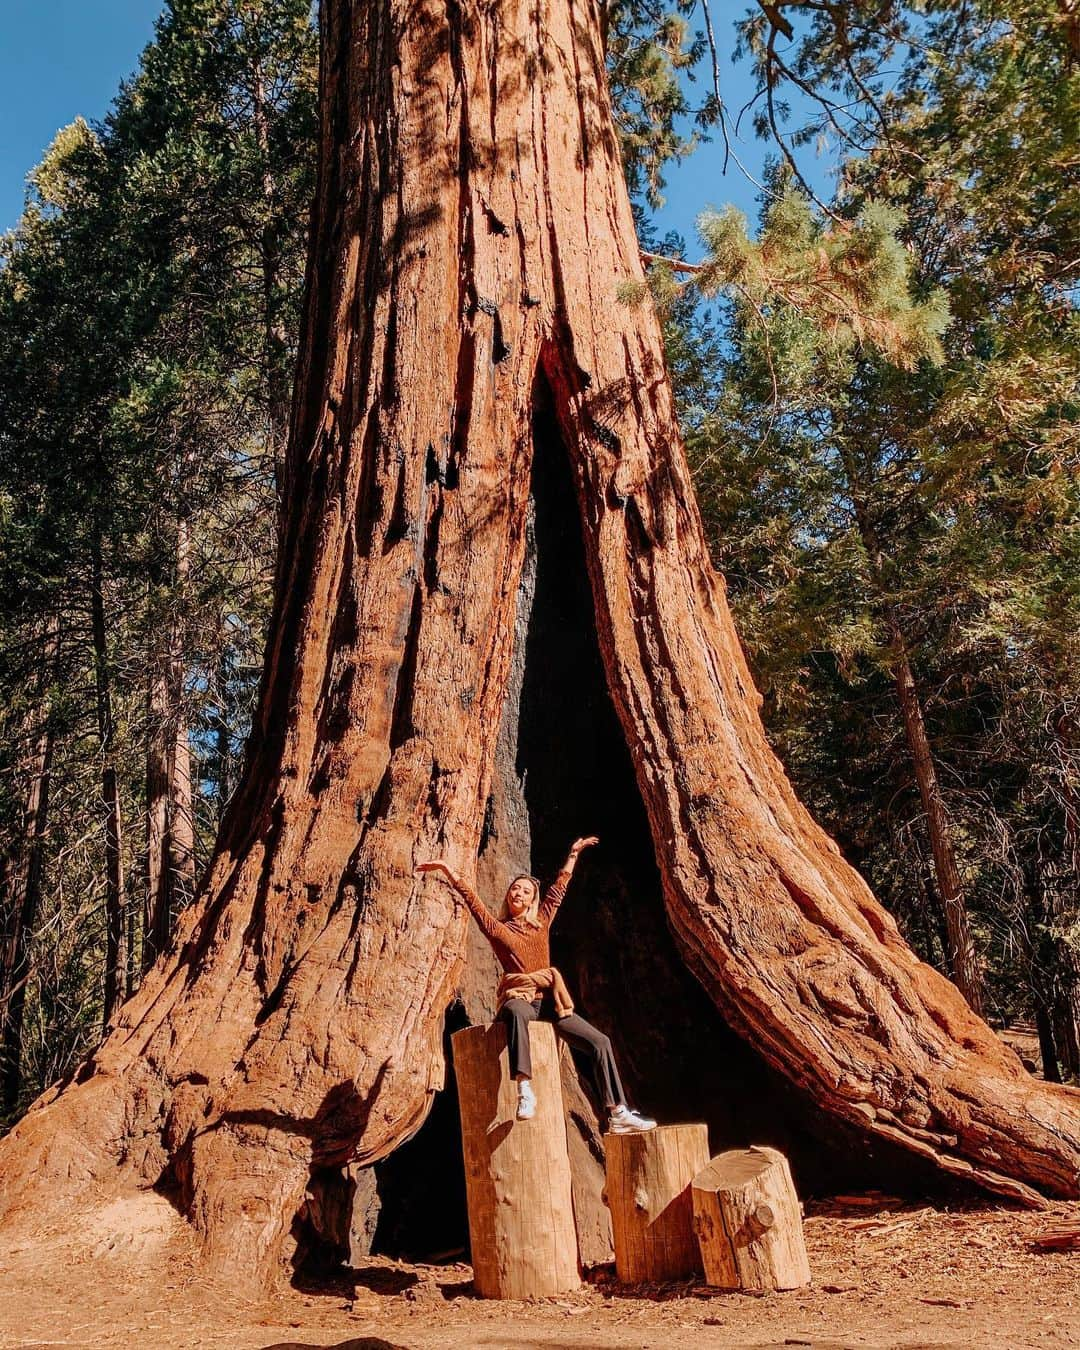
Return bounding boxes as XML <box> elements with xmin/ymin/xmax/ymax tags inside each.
<box><xmin>564</xmin><ymin>835</ymin><xmax>599</xmax><ymax>871</ymax></box>
<box><xmin>415</xmin><ymin>859</ymin><xmax>462</xmax><ymax>889</ymax></box>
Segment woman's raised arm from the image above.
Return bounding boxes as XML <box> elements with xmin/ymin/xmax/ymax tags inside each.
<box><xmin>538</xmin><ymin>835</ymin><xmax>599</xmax><ymax>925</ymax></box>
<box><xmin>415</xmin><ymin>859</ymin><xmax>505</xmax><ymax>943</ymax></box>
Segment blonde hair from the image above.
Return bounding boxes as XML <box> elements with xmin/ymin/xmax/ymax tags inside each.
<box><xmin>502</xmin><ymin>874</ymin><xmax>542</xmax><ymax>928</ymax></box>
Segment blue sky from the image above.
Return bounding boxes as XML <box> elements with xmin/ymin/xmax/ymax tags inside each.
<box><xmin>0</xmin><ymin>2</ymin><xmax>834</xmax><ymax>250</ymax></box>
<box><xmin>1</xmin><ymin>1</ymin><xmax>160</xmax><ymax>231</ymax></box>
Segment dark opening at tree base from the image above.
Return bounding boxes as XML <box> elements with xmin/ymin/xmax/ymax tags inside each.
<box><xmin>303</xmin><ymin>379</ymin><xmax>953</xmax><ymax>1272</ymax></box>
<box><xmin>516</xmin><ymin>383</ymin><xmax>931</xmax><ymax>1193</ymax></box>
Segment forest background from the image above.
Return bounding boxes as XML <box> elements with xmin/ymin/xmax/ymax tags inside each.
<box><xmin>0</xmin><ymin>0</ymin><xmax>1076</xmax><ymax>1132</ymax></box>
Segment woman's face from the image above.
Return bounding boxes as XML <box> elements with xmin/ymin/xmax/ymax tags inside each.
<box><xmin>506</xmin><ymin>877</ymin><xmax>537</xmax><ymax>917</ymax></box>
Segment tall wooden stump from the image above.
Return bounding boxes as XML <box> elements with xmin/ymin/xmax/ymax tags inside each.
<box><xmin>451</xmin><ymin>1021</ymin><xmax>581</xmax><ymax>1298</ymax></box>
<box><xmin>604</xmin><ymin>1123</ymin><xmax>709</xmax><ymax>1283</ymax></box>
<box><xmin>691</xmin><ymin>1146</ymin><xmax>811</xmax><ymax>1291</ymax></box>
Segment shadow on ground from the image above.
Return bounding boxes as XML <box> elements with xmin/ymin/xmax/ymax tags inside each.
<box><xmin>291</xmin><ymin>1259</ymin><xmax>480</xmax><ymax>1303</ymax></box>
<box><xmin>261</xmin><ymin>1339</ymin><xmax>410</xmax><ymax>1350</ymax></box>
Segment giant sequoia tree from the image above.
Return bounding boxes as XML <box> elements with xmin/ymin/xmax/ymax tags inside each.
<box><xmin>3</xmin><ymin>0</ymin><xmax>1080</xmax><ymax>1290</ymax></box>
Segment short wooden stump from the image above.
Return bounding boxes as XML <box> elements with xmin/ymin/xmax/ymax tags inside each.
<box><xmin>452</xmin><ymin>1021</ymin><xmax>581</xmax><ymax>1299</ymax></box>
<box><xmin>691</xmin><ymin>1145</ymin><xmax>811</xmax><ymax>1291</ymax></box>
<box><xmin>604</xmin><ymin>1122</ymin><xmax>709</xmax><ymax>1283</ymax></box>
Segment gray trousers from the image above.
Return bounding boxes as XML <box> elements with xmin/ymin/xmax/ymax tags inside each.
<box><xmin>500</xmin><ymin>997</ymin><xmax>626</xmax><ymax>1109</ymax></box>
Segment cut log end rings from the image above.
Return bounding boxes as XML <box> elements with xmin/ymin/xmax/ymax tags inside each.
<box><xmin>752</xmin><ymin>1202</ymin><xmax>775</xmax><ymax>1231</ymax></box>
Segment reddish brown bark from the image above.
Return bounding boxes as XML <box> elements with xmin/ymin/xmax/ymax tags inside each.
<box><xmin>3</xmin><ymin>0</ymin><xmax>1080</xmax><ymax>1293</ymax></box>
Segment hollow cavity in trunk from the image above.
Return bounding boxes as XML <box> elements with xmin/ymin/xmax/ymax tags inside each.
<box><xmin>343</xmin><ymin>382</ymin><xmax>940</xmax><ymax>1266</ymax></box>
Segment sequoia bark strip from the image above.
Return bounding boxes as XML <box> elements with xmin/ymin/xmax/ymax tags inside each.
<box><xmin>2</xmin><ymin>0</ymin><xmax>1080</xmax><ymax>1292</ymax></box>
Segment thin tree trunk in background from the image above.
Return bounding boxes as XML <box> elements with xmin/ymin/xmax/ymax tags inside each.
<box><xmin>1053</xmin><ymin>976</ymin><xmax>1080</xmax><ymax>1080</ymax></box>
<box><xmin>145</xmin><ymin>514</ymin><xmax>196</xmax><ymax>973</ymax></box>
<box><xmin>125</xmin><ymin>889</ymin><xmax>137</xmax><ymax>1000</ymax></box>
<box><xmin>213</xmin><ymin>704</ymin><xmax>232</xmax><ymax>827</ymax></box>
<box><xmin>210</xmin><ymin>630</ymin><xmax>236</xmax><ymax>826</ymax></box>
<box><xmin>144</xmin><ymin>609</ymin><xmax>170</xmax><ymax>972</ymax></box>
<box><xmin>891</xmin><ymin>630</ymin><xmax>984</xmax><ymax>1014</ymax></box>
<box><xmin>907</xmin><ymin>830</ymin><xmax>950</xmax><ymax>969</ymax></box>
<box><xmin>1059</xmin><ymin>0</ymin><xmax>1080</xmax><ymax>65</ymax></box>
<box><xmin>252</xmin><ymin>57</ymin><xmax>290</xmax><ymax>500</ymax></box>
<box><xmin>0</xmin><ymin>618</ymin><xmax>58</xmax><ymax>1116</ymax></box>
<box><xmin>1036</xmin><ymin>1003</ymin><xmax>1062</xmax><ymax>1083</ymax></box>
<box><xmin>91</xmin><ymin>541</ymin><xmax>127</xmax><ymax>1029</ymax></box>
<box><xmin>1050</xmin><ymin>705</ymin><xmax>1080</xmax><ymax>1079</ymax></box>
<box><xmin>168</xmin><ymin>706</ymin><xmax>196</xmax><ymax>900</ymax></box>
<box><xmin>168</xmin><ymin>514</ymin><xmax>196</xmax><ymax>907</ymax></box>
<box><xmin>838</xmin><ymin>444</ymin><xmax>984</xmax><ymax>1014</ymax></box>
<box><xmin>0</xmin><ymin>728</ymin><xmax>55</xmax><ymax>1109</ymax></box>
<box><xmin>1019</xmin><ymin>866</ymin><xmax>1062</xmax><ymax>1082</ymax></box>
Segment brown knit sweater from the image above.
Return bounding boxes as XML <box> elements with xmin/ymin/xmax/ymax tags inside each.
<box><xmin>455</xmin><ymin>870</ymin><xmax>572</xmax><ymax>974</ymax></box>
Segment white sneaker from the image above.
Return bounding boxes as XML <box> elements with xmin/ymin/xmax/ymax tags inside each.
<box><xmin>608</xmin><ymin>1105</ymin><xmax>656</xmax><ymax>1134</ymax></box>
<box><xmin>516</xmin><ymin>1080</ymin><xmax>536</xmax><ymax>1120</ymax></box>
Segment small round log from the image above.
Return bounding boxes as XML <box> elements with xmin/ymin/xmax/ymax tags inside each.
<box><xmin>451</xmin><ymin>1021</ymin><xmax>581</xmax><ymax>1299</ymax></box>
<box><xmin>604</xmin><ymin>1123</ymin><xmax>709</xmax><ymax>1283</ymax></box>
<box><xmin>691</xmin><ymin>1145</ymin><xmax>811</xmax><ymax>1291</ymax></box>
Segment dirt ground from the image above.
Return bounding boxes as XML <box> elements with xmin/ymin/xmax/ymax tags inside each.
<box><xmin>2</xmin><ymin>1188</ymin><xmax>1080</xmax><ymax>1350</ymax></box>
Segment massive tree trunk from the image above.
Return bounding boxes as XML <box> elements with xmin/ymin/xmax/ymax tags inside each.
<box><xmin>3</xmin><ymin>0</ymin><xmax>1080</xmax><ymax>1294</ymax></box>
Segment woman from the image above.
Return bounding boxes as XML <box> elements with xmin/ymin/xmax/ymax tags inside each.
<box><xmin>417</xmin><ymin>836</ymin><xmax>656</xmax><ymax>1131</ymax></box>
